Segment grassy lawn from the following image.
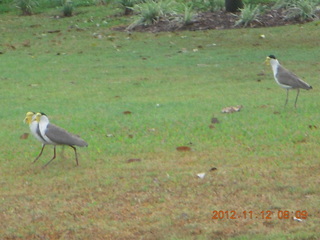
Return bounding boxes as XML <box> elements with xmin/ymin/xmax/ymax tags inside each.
<box><xmin>1</xmin><ymin>5</ymin><xmax>320</xmax><ymax>239</ymax></box>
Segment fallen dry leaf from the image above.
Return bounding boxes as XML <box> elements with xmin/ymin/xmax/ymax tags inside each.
<box><xmin>6</xmin><ymin>44</ymin><xmax>16</xmax><ymax>50</ymax></box>
<box><xmin>221</xmin><ymin>105</ymin><xmax>243</xmax><ymax>113</ymax></box>
<box><xmin>211</xmin><ymin>117</ymin><xmax>219</xmax><ymax>124</ymax></box>
<box><xmin>47</xmin><ymin>30</ymin><xmax>61</xmax><ymax>34</ymax></box>
<box><xmin>127</xmin><ymin>158</ymin><xmax>141</xmax><ymax>163</ymax></box>
<box><xmin>20</xmin><ymin>133</ymin><xmax>29</xmax><ymax>140</ymax></box>
<box><xmin>123</xmin><ymin>111</ymin><xmax>132</xmax><ymax>115</ymax></box>
<box><xmin>22</xmin><ymin>40</ymin><xmax>31</xmax><ymax>47</ymax></box>
<box><xmin>29</xmin><ymin>24</ymin><xmax>41</xmax><ymax>28</ymax></box>
<box><xmin>176</xmin><ymin>146</ymin><xmax>191</xmax><ymax>152</ymax></box>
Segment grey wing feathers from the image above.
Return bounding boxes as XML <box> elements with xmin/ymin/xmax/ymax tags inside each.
<box><xmin>277</xmin><ymin>65</ymin><xmax>312</xmax><ymax>90</ymax></box>
<box><xmin>45</xmin><ymin>124</ymin><xmax>88</xmax><ymax>147</ymax></box>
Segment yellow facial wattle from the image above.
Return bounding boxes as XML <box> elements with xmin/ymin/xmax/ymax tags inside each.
<box><xmin>35</xmin><ymin>112</ymin><xmax>42</xmax><ymax>122</ymax></box>
<box><xmin>24</xmin><ymin>111</ymin><xmax>35</xmax><ymax>124</ymax></box>
<box><xmin>265</xmin><ymin>56</ymin><xmax>271</xmax><ymax>65</ymax></box>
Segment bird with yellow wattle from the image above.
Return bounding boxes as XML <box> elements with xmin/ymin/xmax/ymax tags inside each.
<box><xmin>24</xmin><ymin>112</ymin><xmax>88</xmax><ymax>167</ymax></box>
<box><xmin>265</xmin><ymin>55</ymin><xmax>312</xmax><ymax>108</ymax></box>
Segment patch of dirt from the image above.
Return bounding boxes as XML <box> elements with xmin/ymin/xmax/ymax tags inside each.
<box><xmin>114</xmin><ymin>8</ymin><xmax>319</xmax><ymax>32</ymax></box>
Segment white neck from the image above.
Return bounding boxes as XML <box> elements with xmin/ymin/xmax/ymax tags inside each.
<box><xmin>40</xmin><ymin>115</ymin><xmax>50</xmax><ymax>125</ymax></box>
<box><xmin>270</xmin><ymin>59</ymin><xmax>280</xmax><ymax>76</ymax></box>
<box><xmin>29</xmin><ymin>116</ymin><xmax>46</xmax><ymax>143</ymax></box>
<box><xmin>39</xmin><ymin>115</ymin><xmax>54</xmax><ymax>144</ymax></box>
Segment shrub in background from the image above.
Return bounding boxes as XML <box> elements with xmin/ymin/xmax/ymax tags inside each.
<box><xmin>15</xmin><ymin>0</ymin><xmax>38</xmax><ymax>15</ymax></box>
<box><xmin>273</xmin><ymin>0</ymin><xmax>319</xmax><ymax>21</ymax></box>
<box><xmin>127</xmin><ymin>0</ymin><xmax>176</xmax><ymax>29</ymax></box>
<box><xmin>182</xmin><ymin>2</ymin><xmax>195</xmax><ymax>25</ymax></box>
<box><xmin>191</xmin><ymin>0</ymin><xmax>224</xmax><ymax>12</ymax></box>
<box><xmin>284</xmin><ymin>0</ymin><xmax>319</xmax><ymax>21</ymax></box>
<box><xmin>234</xmin><ymin>4</ymin><xmax>262</xmax><ymax>27</ymax></box>
<box><xmin>116</xmin><ymin>0</ymin><xmax>144</xmax><ymax>15</ymax></box>
<box><xmin>63</xmin><ymin>0</ymin><xmax>74</xmax><ymax>16</ymax></box>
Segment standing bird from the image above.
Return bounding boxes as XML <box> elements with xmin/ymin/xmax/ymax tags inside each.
<box><xmin>24</xmin><ymin>112</ymin><xmax>49</xmax><ymax>163</ymax></box>
<box><xmin>33</xmin><ymin>112</ymin><xmax>88</xmax><ymax>167</ymax></box>
<box><xmin>265</xmin><ymin>55</ymin><xmax>312</xmax><ymax>108</ymax></box>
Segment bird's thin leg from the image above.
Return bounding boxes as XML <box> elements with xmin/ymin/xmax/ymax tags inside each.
<box><xmin>284</xmin><ymin>89</ymin><xmax>289</xmax><ymax>107</ymax></box>
<box><xmin>69</xmin><ymin>145</ymin><xmax>79</xmax><ymax>166</ymax></box>
<box><xmin>43</xmin><ymin>146</ymin><xmax>57</xmax><ymax>168</ymax></box>
<box><xmin>32</xmin><ymin>144</ymin><xmax>46</xmax><ymax>164</ymax></box>
<box><xmin>294</xmin><ymin>88</ymin><xmax>300</xmax><ymax>108</ymax></box>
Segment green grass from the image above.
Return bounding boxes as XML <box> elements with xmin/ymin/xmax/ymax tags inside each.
<box><xmin>1</xmin><ymin>5</ymin><xmax>320</xmax><ymax>239</ymax></box>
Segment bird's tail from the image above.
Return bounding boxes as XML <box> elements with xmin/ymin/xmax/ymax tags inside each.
<box><xmin>77</xmin><ymin>139</ymin><xmax>88</xmax><ymax>147</ymax></box>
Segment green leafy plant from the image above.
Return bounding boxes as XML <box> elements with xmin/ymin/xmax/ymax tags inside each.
<box><xmin>33</xmin><ymin>0</ymin><xmax>65</xmax><ymax>10</ymax></box>
<box><xmin>0</xmin><ymin>0</ymin><xmax>15</xmax><ymax>13</ymax></box>
<box><xmin>235</xmin><ymin>4</ymin><xmax>262</xmax><ymax>27</ymax></box>
<box><xmin>63</xmin><ymin>0</ymin><xmax>74</xmax><ymax>16</ymax></box>
<box><xmin>181</xmin><ymin>3</ymin><xmax>195</xmax><ymax>25</ymax></box>
<box><xmin>205</xmin><ymin>0</ymin><xmax>224</xmax><ymax>11</ymax></box>
<box><xmin>74</xmin><ymin>0</ymin><xmax>98</xmax><ymax>7</ymax></box>
<box><xmin>116</xmin><ymin>0</ymin><xmax>143</xmax><ymax>15</ymax></box>
<box><xmin>284</xmin><ymin>0</ymin><xmax>319</xmax><ymax>21</ymax></box>
<box><xmin>15</xmin><ymin>0</ymin><xmax>38</xmax><ymax>15</ymax></box>
<box><xmin>127</xmin><ymin>0</ymin><xmax>176</xmax><ymax>30</ymax></box>
<box><xmin>273</xmin><ymin>0</ymin><xmax>297</xmax><ymax>9</ymax></box>
<box><xmin>191</xmin><ymin>0</ymin><xmax>224</xmax><ymax>12</ymax></box>
<box><xmin>243</xmin><ymin>0</ymin><xmax>271</xmax><ymax>5</ymax></box>
<box><xmin>94</xmin><ymin>0</ymin><xmax>108</xmax><ymax>5</ymax></box>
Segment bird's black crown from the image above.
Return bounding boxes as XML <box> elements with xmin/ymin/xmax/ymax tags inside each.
<box><xmin>268</xmin><ymin>55</ymin><xmax>276</xmax><ymax>59</ymax></box>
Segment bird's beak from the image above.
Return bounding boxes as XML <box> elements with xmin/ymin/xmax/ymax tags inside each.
<box><xmin>35</xmin><ymin>113</ymin><xmax>41</xmax><ymax>122</ymax></box>
<box><xmin>265</xmin><ymin>56</ymin><xmax>271</xmax><ymax>65</ymax></box>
